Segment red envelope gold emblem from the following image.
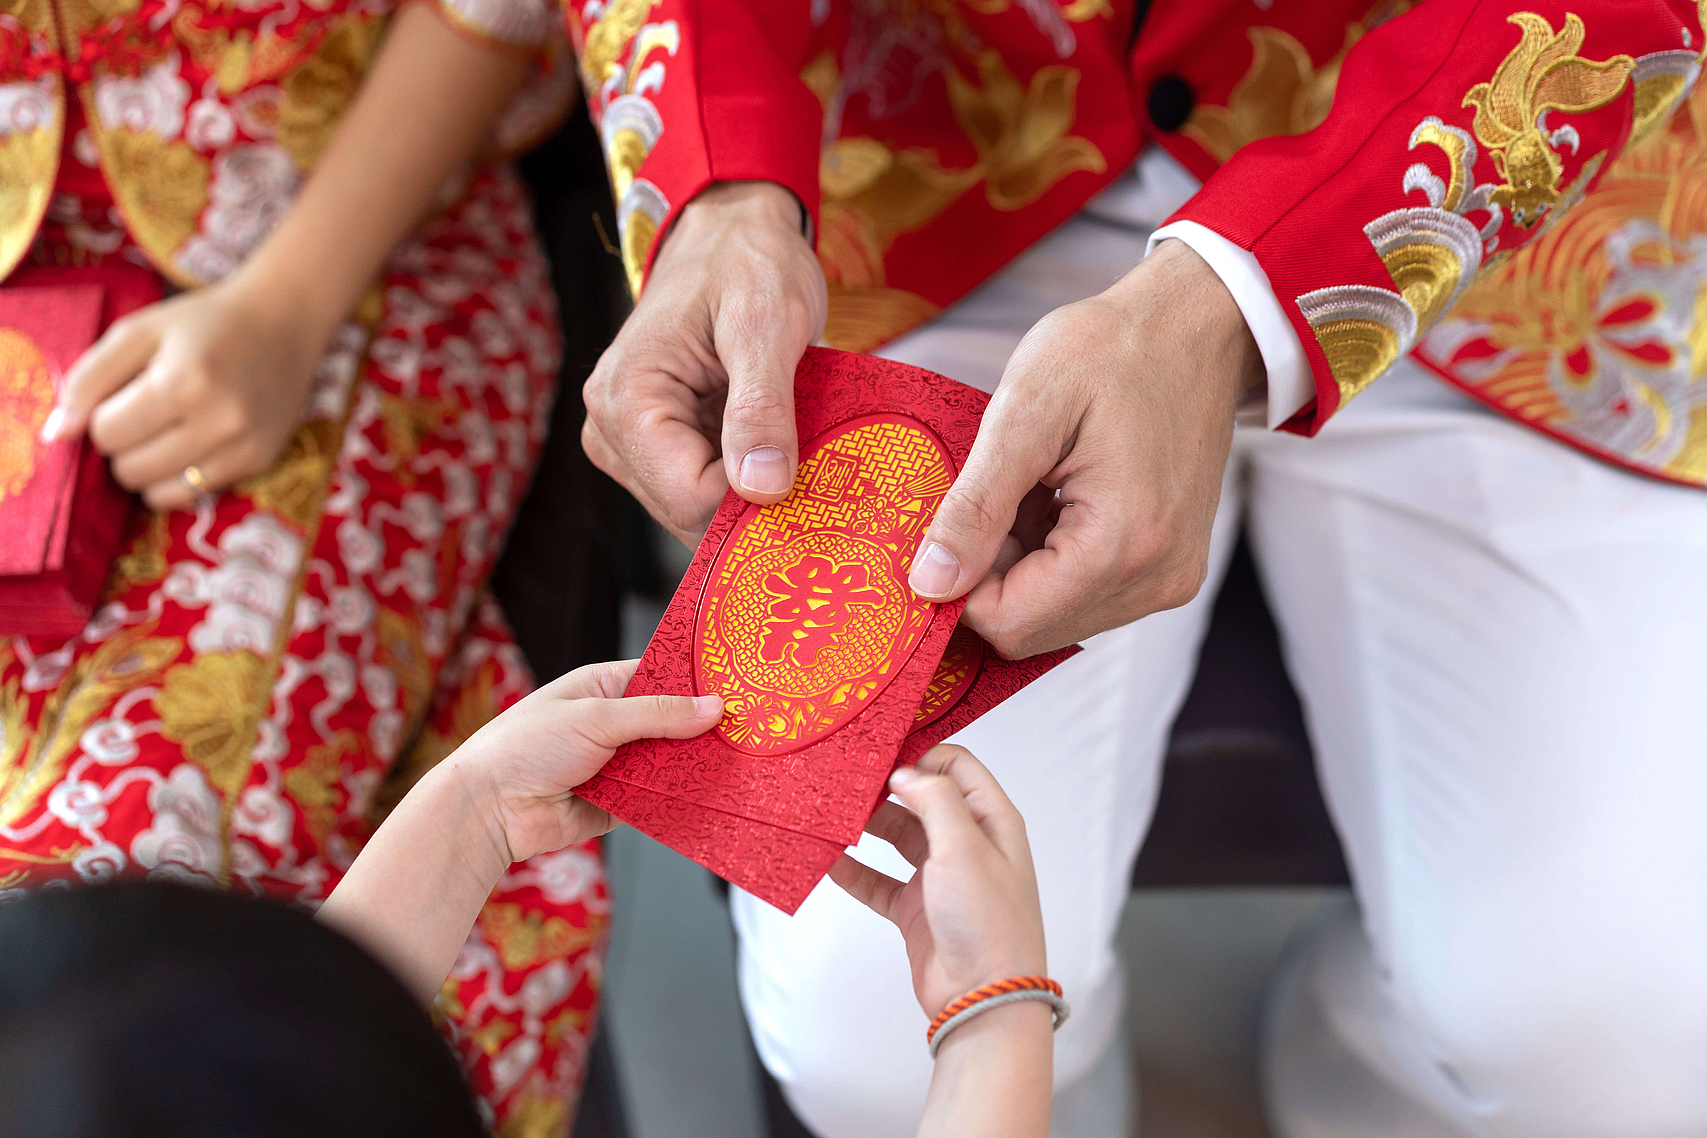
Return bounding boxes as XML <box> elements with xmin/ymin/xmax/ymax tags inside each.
<box><xmin>694</xmin><ymin>413</ymin><xmax>954</xmax><ymax>755</ymax></box>
<box><xmin>0</xmin><ymin>328</ymin><xmax>55</xmax><ymax>505</ymax></box>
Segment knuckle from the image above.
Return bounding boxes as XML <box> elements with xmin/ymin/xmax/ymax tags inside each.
<box><xmin>86</xmin><ymin>416</ymin><xmax>118</xmax><ymax>455</ymax></box>
<box><xmin>1152</xmin><ymin>558</ymin><xmax>1208</xmax><ymax>612</ymax></box>
<box><xmin>660</xmin><ymin>501</ymin><xmax>708</xmax><ymax>538</ymax></box>
<box><xmin>207</xmin><ymin>399</ymin><xmax>247</xmax><ymax>439</ymax></box>
<box><xmin>104</xmin><ymin>312</ymin><xmax>144</xmax><ymax>342</ymax></box>
<box><xmin>167</xmin><ymin>364</ymin><xmax>213</xmax><ymax>408</ymax></box>
<box><xmin>1113</xmin><ymin>530</ymin><xmax>1168</xmax><ymax>581</ymax></box>
<box><xmin>582</xmin><ymin>355</ymin><xmax>621</xmax><ymax>412</ymax></box>
<box><xmin>720</xmin><ymin>380</ymin><xmax>791</xmax><ymax>427</ymax></box>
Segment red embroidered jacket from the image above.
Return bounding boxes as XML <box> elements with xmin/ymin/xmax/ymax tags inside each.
<box><xmin>566</xmin><ymin>0</ymin><xmax>1707</xmax><ymax>486</ymax></box>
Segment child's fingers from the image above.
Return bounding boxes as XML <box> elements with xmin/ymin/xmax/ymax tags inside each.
<box><xmin>827</xmin><ymin>853</ymin><xmax>906</xmax><ymax>924</ymax></box>
<box><xmin>565</xmin><ymin>691</ymin><xmax>723</xmax><ymax>750</ymax></box>
<box><xmin>914</xmin><ymin>744</ymin><xmax>1029</xmax><ymax>858</ymax></box>
<box><xmin>548</xmin><ymin>659</ymin><xmax>642</xmax><ymax>701</ymax></box>
<box><xmin>865</xmin><ymin>798</ymin><xmax>928</xmax><ymax>869</ymax></box>
<box><xmin>886</xmin><ymin>762</ymin><xmax>985</xmax><ymax>861</ymax></box>
<box><xmin>46</xmin><ymin>315</ymin><xmax>162</xmax><ymax>442</ymax></box>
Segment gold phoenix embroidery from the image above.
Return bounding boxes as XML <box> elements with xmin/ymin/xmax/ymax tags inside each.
<box><xmin>1464</xmin><ymin>13</ymin><xmax>1633</xmax><ymax>227</ymax></box>
<box><xmin>1298</xmin><ymin>10</ymin><xmax>1644</xmax><ymax>407</ymax></box>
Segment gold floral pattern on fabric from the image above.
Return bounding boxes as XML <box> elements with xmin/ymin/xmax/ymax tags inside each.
<box><xmin>578</xmin><ymin>0</ymin><xmax>659</xmax><ymax>90</ymax></box>
<box><xmin>55</xmin><ymin>0</ymin><xmax>140</xmax><ymax>40</ymax></box>
<box><xmin>1418</xmin><ymin>71</ymin><xmax>1707</xmax><ymax>484</ymax></box>
<box><xmin>157</xmin><ymin>649</ymin><xmax>273</xmax><ymax>796</ymax></box>
<box><xmin>277</xmin><ymin>15</ymin><xmax>385</xmax><ymax>170</ymax></box>
<box><xmin>0</xmin><ymin>329</ymin><xmax>54</xmax><ymax>503</ymax></box>
<box><xmin>1182</xmin><ymin>2</ymin><xmax>1416</xmax><ymax>162</ymax></box>
<box><xmin>107</xmin><ymin>512</ymin><xmax>172</xmax><ymax>596</ymax></box>
<box><xmin>0</xmin><ymin>622</ymin><xmax>183</xmax><ymax>834</ymax></box>
<box><xmin>283</xmin><ymin>728</ymin><xmax>364</xmax><ymax>848</ymax></box>
<box><xmin>806</xmin><ymin>41</ymin><xmax>1103</xmax><ymax>351</ymax></box>
<box><xmin>582</xmin><ymin>10</ymin><xmax>677</xmax><ymax>294</ymax></box>
<box><xmin>1463</xmin><ymin>13</ymin><xmax>1633</xmax><ymax>227</ymax></box>
<box><xmin>9</xmin><ymin>164</ymin><xmax>596</xmax><ymax>1132</ymax></box>
<box><xmin>0</xmin><ymin>76</ymin><xmax>62</xmax><ymax>281</ymax></box>
<box><xmin>1297</xmin><ymin>11</ymin><xmax>1647</xmax><ymax>407</ymax></box>
<box><xmin>86</xmin><ymin>117</ymin><xmax>212</xmax><ymax>286</ymax></box>
<box><xmin>498</xmin><ymin>1095</ymin><xmax>570</xmax><ymax>1138</ymax></box>
<box><xmin>366</xmin><ymin>638</ymin><xmax>490</xmax><ymax>824</ymax></box>
<box><xmin>478</xmin><ymin>901</ymin><xmax>606</xmax><ymax>970</ymax></box>
<box><xmin>237</xmin><ymin>418</ymin><xmax>345</xmax><ymax>528</ymax></box>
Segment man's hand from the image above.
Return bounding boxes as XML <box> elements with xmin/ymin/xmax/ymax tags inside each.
<box><xmin>905</xmin><ymin>239</ymin><xmax>1264</xmax><ymax>657</ymax></box>
<box><xmin>582</xmin><ymin>181</ymin><xmax>827</xmax><ymax>544</ymax></box>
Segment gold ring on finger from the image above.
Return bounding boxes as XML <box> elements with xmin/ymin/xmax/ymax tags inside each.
<box><xmin>180</xmin><ymin>464</ymin><xmax>207</xmax><ymax>494</ymax></box>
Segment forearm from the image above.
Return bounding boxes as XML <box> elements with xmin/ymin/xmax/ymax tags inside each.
<box><xmin>229</xmin><ymin>3</ymin><xmax>529</xmax><ymax>338</ymax></box>
<box><xmin>319</xmin><ymin>757</ymin><xmax>510</xmax><ymax>1002</ymax></box>
<box><xmin>918</xmin><ymin>1002</ymin><xmax>1053</xmax><ymax>1138</ymax></box>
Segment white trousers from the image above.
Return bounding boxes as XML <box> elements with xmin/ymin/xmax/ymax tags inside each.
<box><xmin>731</xmin><ymin>208</ymin><xmax>1707</xmax><ymax>1138</ymax></box>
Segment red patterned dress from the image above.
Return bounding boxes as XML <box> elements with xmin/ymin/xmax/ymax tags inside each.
<box><xmin>0</xmin><ymin>11</ymin><xmax>604</xmax><ymax>1135</ymax></box>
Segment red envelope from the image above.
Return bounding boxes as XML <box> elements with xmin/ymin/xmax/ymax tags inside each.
<box><xmin>0</xmin><ymin>267</ymin><xmax>158</xmax><ymax>637</ymax></box>
<box><xmin>580</xmin><ymin>348</ymin><xmax>989</xmax><ymax>848</ymax></box>
<box><xmin>897</xmin><ymin>626</ymin><xmax>1083</xmax><ymax>767</ymax></box>
<box><xmin>587</xmin><ymin>775</ymin><xmax>846</xmax><ymax>913</ymax></box>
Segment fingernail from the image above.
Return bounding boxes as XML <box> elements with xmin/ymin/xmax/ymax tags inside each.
<box><xmin>738</xmin><ymin>446</ymin><xmax>791</xmax><ymax>496</ymax></box>
<box><xmin>693</xmin><ymin>694</ymin><xmax>724</xmax><ymax>716</ymax></box>
<box><xmin>889</xmin><ymin>767</ymin><xmax>918</xmax><ymax>788</ymax></box>
<box><xmin>908</xmin><ymin>542</ymin><xmax>959</xmax><ymax>598</ymax></box>
<box><xmin>39</xmin><ymin>408</ymin><xmax>65</xmax><ymax>444</ymax></box>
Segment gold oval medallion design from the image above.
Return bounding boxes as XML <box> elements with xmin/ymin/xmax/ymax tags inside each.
<box><xmin>694</xmin><ymin>412</ymin><xmax>954</xmax><ymax>756</ymax></box>
<box><xmin>0</xmin><ymin>328</ymin><xmax>55</xmax><ymax>506</ymax></box>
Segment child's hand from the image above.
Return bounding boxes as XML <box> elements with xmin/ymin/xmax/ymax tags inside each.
<box><xmin>444</xmin><ymin>659</ymin><xmax>723</xmax><ymax>864</ymax></box>
<box><xmin>829</xmin><ymin>746</ymin><xmax>1046</xmax><ymax>1020</ymax></box>
<box><xmin>42</xmin><ymin>275</ymin><xmax>328</xmax><ymax>510</ymax></box>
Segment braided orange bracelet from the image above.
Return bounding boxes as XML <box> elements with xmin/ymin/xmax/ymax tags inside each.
<box><xmin>926</xmin><ymin>976</ymin><xmax>1070</xmax><ymax>1057</ymax></box>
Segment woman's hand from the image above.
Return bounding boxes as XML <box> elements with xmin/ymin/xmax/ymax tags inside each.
<box><xmin>42</xmin><ymin>275</ymin><xmax>329</xmax><ymax>510</ymax></box>
<box><xmin>442</xmin><ymin>659</ymin><xmax>723</xmax><ymax>865</ymax></box>
<box><xmin>830</xmin><ymin>745</ymin><xmax>1047</xmax><ymax>1020</ymax></box>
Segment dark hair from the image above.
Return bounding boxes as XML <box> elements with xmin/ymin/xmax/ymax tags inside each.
<box><xmin>0</xmin><ymin>880</ymin><xmax>487</xmax><ymax>1138</ymax></box>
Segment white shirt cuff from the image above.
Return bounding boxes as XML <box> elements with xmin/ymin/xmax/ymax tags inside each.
<box><xmin>1146</xmin><ymin>219</ymin><xmax>1312</xmax><ymax>429</ymax></box>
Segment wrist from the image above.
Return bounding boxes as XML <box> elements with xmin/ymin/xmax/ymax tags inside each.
<box><xmin>673</xmin><ymin>181</ymin><xmax>808</xmax><ymax>247</ymax></box>
<box><xmin>415</xmin><ymin>757</ymin><xmax>513</xmax><ymax>891</ymax></box>
<box><xmin>933</xmin><ymin>997</ymin><xmax>1052</xmax><ymax>1062</ymax></box>
<box><xmin>1113</xmin><ymin>238</ymin><xmax>1265</xmax><ymax>401</ymax></box>
<box><xmin>224</xmin><ymin>242</ymin><xmax>361</xmax><ymax>350</ymax></box>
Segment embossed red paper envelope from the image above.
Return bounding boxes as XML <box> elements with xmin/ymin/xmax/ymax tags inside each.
<box><xmin>0</xmin><ymin>269</ymin><xmax>157</xmax><ymax>637</ymax></box>
<box><xmin>898</xmin><ymin>626</ymin><xmax>1083</xmax><ymax>767</ymax></box>
<box><xmin>582</xmin><ymin>775</ymin><xmax>846</xmax><ymax>913</ymax></box>
<box><xmin>579</xmin><ymin>347</ymin><xmax>988</xmax><ymax>847</ymax></box>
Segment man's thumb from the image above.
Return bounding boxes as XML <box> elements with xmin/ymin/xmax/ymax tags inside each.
<box><xmin>908</xmin><ymin>428</ymin><xmax>1049</xmax><ymax>602</ymax></box>
<box><xmin>719</xmin><ymin>333</ymin><xmax>804</xmax><ymax>505</ymax></box>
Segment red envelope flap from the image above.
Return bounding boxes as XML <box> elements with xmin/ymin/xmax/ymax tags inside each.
<box><xmin>898</xmin><ymin>627</ymin><xmax>1082</xmax><ymax>767</ymax></box>
<box><xmin>0</xmin><ymin>286</ymin><xmax>105</xmax><ymax>576</ymax></box>
<box><xmin>592</xmin><ymin>348</ymin><xmax>989</xmax><ymax>844</ymax></box>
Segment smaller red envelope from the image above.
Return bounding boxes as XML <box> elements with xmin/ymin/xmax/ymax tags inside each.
<box><xmin>897</xmin><ymin>626</ymin><xmax>1082</xmax><ymax>767</ymax></box>
<box><xmin>586</xmin><ymin>774</ymin><xmax>846</xmax><ymax>913</ymax></box>
<box><xmin>0</xmin><ymin>267</ymin><xmax>160</xmax><ymax>638</ymax></box>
